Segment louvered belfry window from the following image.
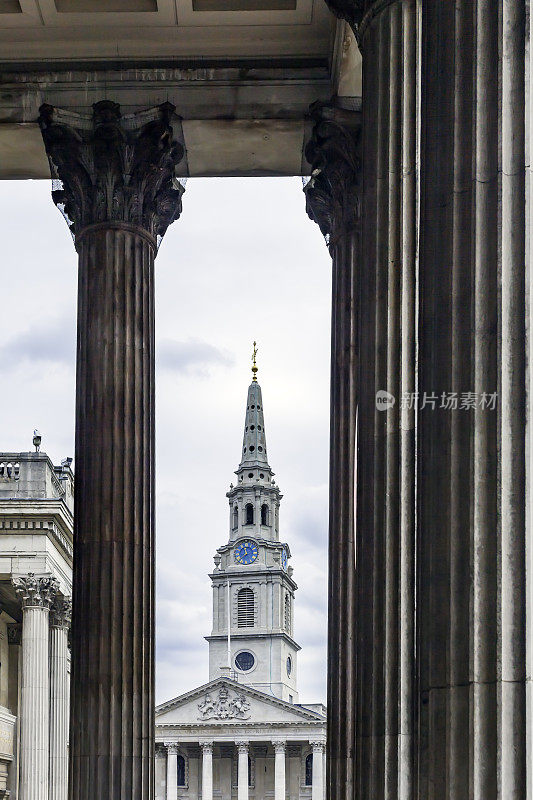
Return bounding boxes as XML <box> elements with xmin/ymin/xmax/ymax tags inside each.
<box><xmin>237</xmin><ymin>588</ymin><xmax>254</xmax><ymax>627</ymax></box>
<box><xmin>284</xmin><ymin>593</ymin><xmax>291</xmax><ymax>633</ymax></box>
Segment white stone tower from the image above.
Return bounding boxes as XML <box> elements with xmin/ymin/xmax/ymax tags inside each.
<box><xmin>206</xmin><ymin>348</ymin><xmax>300</xmax><ymax>702</ymax></box>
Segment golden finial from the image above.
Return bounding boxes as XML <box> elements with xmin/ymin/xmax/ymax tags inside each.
<box><xmin>252</xmin><ymin>341</ymin><xmax>258</xmax><ymax>382</ymax></box>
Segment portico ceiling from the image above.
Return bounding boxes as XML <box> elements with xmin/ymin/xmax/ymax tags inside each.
<box><xmin>0</xmin><ymin>0</ymin><xmax>362</xmax><ymax>178</ymax></box>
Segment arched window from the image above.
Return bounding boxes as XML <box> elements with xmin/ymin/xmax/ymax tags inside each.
<box><xmin>284</xmin><ymin>593</ymin><xmax>291</xmax><ymax>633</ymax></box>
<box><xmin>237</xmin><ymin>588</ymin><xmax>255</xmax><ymax>627</ymax></box>
<box><xmin>245</xmin><ymin>503</ymin><xmax>254</xmax><ymax>525</ymax></box>
<box><xmin>261</xmin><ymin>503</ymin><xmax>268</xmax><ymax>526</ymax></box>
<box><xmin>305</xmin><ymin>753</ymin><xmax>313</xmax><ymax>786</ymax></box>
<box><xmin>233</xmin><ymin>505</ymin><xmax>238</xmax><ymax>529</ymax></box>
<box><xmin>177</xmin><ymin>755</ymin><xmax>186</xmax><ymax>787</ymax></box>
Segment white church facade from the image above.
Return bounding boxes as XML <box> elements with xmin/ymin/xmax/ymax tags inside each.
<box><xmin>154</xmin><ymin>368</ymin><xmax>326</xmax><ymax>800</ymax></box>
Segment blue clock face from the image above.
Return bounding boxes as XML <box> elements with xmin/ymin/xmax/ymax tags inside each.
<box><xmin>234</xmin><ymin>540</ymin><xmax>259</xmax><ymax>565</ymax></box>
<box><xmin>281</xmin><ymin>548</ymin><xmax>288</xmax><ymax>569</ymax></box>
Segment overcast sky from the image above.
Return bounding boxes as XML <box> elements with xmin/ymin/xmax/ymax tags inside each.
<box><xmin>0</xmin><ymin>177</ymin><xmax>331</xmax><ymax>705</ymax></box>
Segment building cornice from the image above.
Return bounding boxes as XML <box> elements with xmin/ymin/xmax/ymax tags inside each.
<box><xmin>0</xmin><ymin>504</ymin><xmax>74</xmax><ymax>561</ymax></box>
<box><xmin>204</xmin><ymin>632</ymin><xmax>301</xmax><ymax>652</ymax></box>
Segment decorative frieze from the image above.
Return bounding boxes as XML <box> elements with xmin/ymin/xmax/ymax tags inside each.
<box><xmin>12</xmin><ymin>573</ymin><xmax>59</xmax><ymax>609</ymax></box>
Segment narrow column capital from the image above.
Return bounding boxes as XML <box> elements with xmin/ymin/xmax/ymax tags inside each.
<box><xmin>38</xmin><ymin>100</ymin><xmax>185</xmax><ymax>245</ymax></box>
<box><xmin>13</xmin><ymin>573</ymin><xmax>59</xmax><ymax>610</ymax></box>
<box><xmin>165</xmin><ymin>743</ymin><xmax>180</xmax><ymax>755</ymax></box>
<box><xmin>50</xmin><ymin>596</ymin><xmax>72</xmax><ymax>629</ymax></box>
<box><xmin>201</xmin><ymin>742</ymin><xmax>214</xmax><ymax>755</ymax></box>
<box><xmin>236</xmin><ymin>741</ymin><xmax>249</xmax><ymax>755</ymax></box>
<box><xmin>310</xmin><ymin>741</ymin><xmax>325</xmax><ymax>753</ymax></box>
<box><xmin>272</xmin><ymin>741</ymin><xmax>286</xmax><ymax>755</ymax></box>
<box><xmin>304</xmin><ymin>102</ymin><xmax>362</xmax><ymax>248</ymax></box>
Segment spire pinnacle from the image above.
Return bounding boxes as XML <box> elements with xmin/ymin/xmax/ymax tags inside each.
<box><xmin>251</xmin><ymin>341</ymin><xmax>258</xmax><ymax>382</ymax></box>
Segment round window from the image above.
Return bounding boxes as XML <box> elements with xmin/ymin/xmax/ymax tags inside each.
<box><xmin>286</xmin><ymin>656</ymin><xmax>292</xmax><ymax>676</ymax></box>
<box><xmin>235</xmin><ymin>651</ymin><xmax>255</xmax><ymax>672</ymax></box>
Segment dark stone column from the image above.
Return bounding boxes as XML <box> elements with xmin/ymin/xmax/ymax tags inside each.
<box><xmin>314</xmin><ymin>1</ymin><xmax>528</xmax><ymax>799</ymax></box>
<box><xmin>39</xmin><ymin>101</ymin><xmax>185</xmax><ymax>800</ymax></box>
<box><xmin>304</xmin><ymin>102</ymin><xmax>361</xmax><ymax>800</ymax></box>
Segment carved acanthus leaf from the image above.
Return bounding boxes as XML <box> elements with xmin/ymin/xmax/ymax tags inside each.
<box><xmin>304</xmin><ymin>103</ymin><xmax>361</xmax><ymax>246</ymax></box>
<box><xmin>39</xmin><ymin>100</ymin><xmax>185</xmax><ymax>244</ymax></box>
<box><xmin>12</xmin><ymin>573</ymin><xmax>59</xmax><ymax>610</ymax></box>
<box><xmin>50</xmin><ymin>595</ymin><xmax>72</xmax><ymax>629</ymax></box>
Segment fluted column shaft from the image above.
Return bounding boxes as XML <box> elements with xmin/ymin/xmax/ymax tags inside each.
<box><xmin>273</xmin><ymin>742</ymin><xmax>286</xmax><ymax>800</ymax></box>
<box><xmin>69</xmin><ymin>221</ymin><xmax>156</xmax><ymax>800</ymax></box>
<box><xmin>237</xmin><ymin>743</ymin><xmax>249</xmax><ymax>800</ymax></box>
<box><xmin>38</xmin><ymin>100</ymin><xmax>184</xmax><ymax>800</ymax></box>
<box><xmin>13</xmin><ymin>575</ymin><xmax>59</xmax><ymax>800</ymax></box>
<box><xmin>49</xmin><ymin>598</ymin><xmax>72</xmax><ymax>800</ymax></box>
<box><xmin>304</xmin><ymin>103</ymin><xmax>361</xmax><ymax>800</ymax></box>
<box><xmin>201</xmin><ymin>743</ymin><xmax>213</xmax><ymax>800</ymax></box>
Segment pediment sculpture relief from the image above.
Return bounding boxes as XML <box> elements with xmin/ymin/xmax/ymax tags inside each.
<box><xmin>198</xmin><ymin>687</ymin><xmax>251</xmax><ymax>721</ymax></box>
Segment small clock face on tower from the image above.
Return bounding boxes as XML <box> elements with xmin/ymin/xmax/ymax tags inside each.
<box><xmin>281</xmin><ymin>548</ymin><xmax>288</xmax><ymax>569</ymax></box>
<box><xmin>234</xmin><ymin>540</ymin><xmax>259</xmax><ymax>565</ymax></box>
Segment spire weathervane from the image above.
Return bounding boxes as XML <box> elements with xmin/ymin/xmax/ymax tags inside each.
<box><xmin>252</xmin><ymin>341</ymin><xmax>258</xmax><ymax>382</ymax></box>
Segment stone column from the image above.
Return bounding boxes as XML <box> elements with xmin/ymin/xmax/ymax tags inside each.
<box><xmin>49</xmin><ymin>596</ymin><xmax>71</xmax><ymax>800</ymax></box>
<box><xmin>316</xmin><ymin>1</ymin><xmax>528</xmax><ymax>798</ymax></box>
<box><xmin>166</xmin><ymin>743</ymin><xmax>179</xmax><ymax>800</ymax></box>
<box><xmin>310</xmin><ymin>742</ymin><xmax>324</xmax><ymax>800</ymax></box>
<box><xmin>272</xmin><ymin>741</ymin><xmax>286</xmax><ymax>800</ymax></box>
<box><xmin>236</xmin><ymin>741</ymin><xmax>249</xmax><ymax>800</ymax></box>
<box><xmin>39</xmin><ymin>100</ymin><xmax>185</xmax><ymax>800</ymax></box>
<box><xmin>201</xmin><ymin>742</ymin><xmax>213</xmax><ymax>800</ymax></box>
<box><xmin>12</xmin><ymin>574</ymin><xmax>59</xmax><ymax>800</ymax></box>
<box><xmin>304</xmin><ymin>101</ymin><xmax>361</xmax><ymax>800</ymax></box>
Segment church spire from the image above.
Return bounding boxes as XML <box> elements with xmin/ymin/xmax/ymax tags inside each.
<box><xmin>239</xmin><ymin>343</ymin><xmax>270</xmax><ymax>470</ymax></box>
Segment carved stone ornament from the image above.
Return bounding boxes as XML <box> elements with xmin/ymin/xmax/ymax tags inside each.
<box><xmin>7</xmin><ymin>624</ymin><xmax>21</xmax><ymax>646</ymax></box>
<box><xmin>304</xmin><ymin>102</ymin><xmax>361</xmax><ymax>247</ymax></box>
<box><xmin>323</xmin><ymin>0</ymin><xmax>364</xmax><ymax>33</ymax></box>
<box><xmin>197</xmin><ymin>686</ymin><xmax>251</xmax><ymax>721</ymax></box>
<box><xmin>273</xmin><ymin>741</ymin><xmax>286</xmax><ymax>754</ymax></box>
<box><xmin>38</xmin><ymin>100</ymin><xmax>185</xmax><ymax>244</ymax></box>
<box><xmin>12</xmin><ymin>573</ymin><xmax>59</xmax><ymax>610</ymax></box>
<box><xmin>50</xmin><ymin>595</ymin><xmax>72</xmax><ymax>629</ymax></box>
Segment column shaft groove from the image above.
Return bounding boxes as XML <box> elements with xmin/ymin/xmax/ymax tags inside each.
<box><xmin>69</xmin><ymin>226</ymin><xmax>155</xmax><ymax>800</ymax></box>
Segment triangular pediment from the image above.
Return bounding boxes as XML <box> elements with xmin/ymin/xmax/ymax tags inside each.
<box><xmin>155</xmin><ymin>679</ymin><xmax>325</xmax><ymax>726</ymax></box>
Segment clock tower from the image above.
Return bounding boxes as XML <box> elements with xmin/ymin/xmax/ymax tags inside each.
<box><xmin>206</xmin><ymin>352</ymin><xmax>300</xmax><ymax>702</ymax></box>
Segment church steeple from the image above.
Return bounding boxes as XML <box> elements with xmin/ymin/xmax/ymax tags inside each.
<box><xmin>206</xmin><ymin>356</ymin><xmax>301</xmax><ymax>702</ymax></box>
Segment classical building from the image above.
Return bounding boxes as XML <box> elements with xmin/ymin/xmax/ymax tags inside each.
<box><xmin>1</xmin><ymin>2</ymin><xmax>532</xmax><ymax>798</ymax></box>
<box><xmin>0</xmin><ymin>443</ymin><xmax>73</xmax><ymax>800</ymax></box>
<box><xmin>155</xmin><ymin>368</ymin><xmax>326</xmax><ymax>800</ymax></box>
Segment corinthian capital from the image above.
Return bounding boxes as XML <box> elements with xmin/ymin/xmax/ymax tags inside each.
<box><xmin>304</xmin><ymin>102</ymin><xmax>361</xmax><ymax>247</ymax></box>
<box><xmin>323</xmin><ymin>0</ymin><xmax>364</xmax><ymax>33</ymax></box>
<box><xmin>50</xmin><ymin>595</ymin><xmax>72</xmax><ymax>629</ymax></box>
<box><xmin>13</xmin><ymin>573</ymin><xmax>59</xmax><ymax>610</ymax></box>
<box><xmin>38</xmin><ymin>100</ymin><xmax>185</xmax><ymax>244</ymax></box>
